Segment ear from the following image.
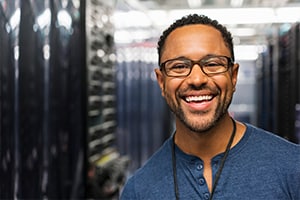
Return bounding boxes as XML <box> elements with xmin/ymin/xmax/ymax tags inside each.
<box><xmin>231</xmin><ymin>63</ymin><xmax>239</xmax><ymax>92</ymax></box>
<box><xmin>154</xmin><ymin>68</ymin><xmax>165</xmax><ymax>97</ymax></box>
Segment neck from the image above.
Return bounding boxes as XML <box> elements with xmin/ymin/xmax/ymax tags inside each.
<box><xmin>174</xmin><ymin>114</ymin><xmax>236</xmax><ymax>160</ymax></box>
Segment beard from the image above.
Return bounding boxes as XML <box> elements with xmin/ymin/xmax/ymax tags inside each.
<box><xmin>164</xmin><ymin>87</ymin><xmax>233</xmax><ymax>133</ymax></box>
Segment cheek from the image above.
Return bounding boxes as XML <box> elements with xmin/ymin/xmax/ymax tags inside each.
<box><xmin>212</xmin><ymin>75</ymin><xmax>236</xmax><ymax>95</ymax></box>
<box><xmin>163</xmin><ymin>79</ymin><xmax>182</xmax><ymax>98</ymax></box>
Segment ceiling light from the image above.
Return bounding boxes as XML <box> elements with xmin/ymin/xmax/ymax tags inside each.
<box><xmin>229</xmin><ymin>28</ymin><xmax>256</xmax><ymax>37</ymax></box>
<box><xmin>187</xmin><ymin>0</ymin><xmax>203</xmax><ymax>8</ymax></box>
<box><xmin>230</xmin><ymin>0</ymin><xmax>244</xmax><ymax>7</ymax></box>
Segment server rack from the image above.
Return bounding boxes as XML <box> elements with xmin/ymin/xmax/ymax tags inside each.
<box><xmin>85</xmin><ymin>0</ymin><xmax>129</xmax><ymax>199</ymax></box>
<box><xmin>257</xmin><ymin>23</ymin><xmax>300</xmax><ymax>143</ymax></box>
<box><xmin>291</xmin><ymin>23</ymin><xmax>300</xmax><ymax>142</ymax></box>
<box><xmin>256</xmin><ymin>41</ymin><xmax>277</xmax><ymax>133</ymax></box>
<box><xmin>1</xmin><ymin>0</ymin><xmax>129</xmax><ymax>199</ymax></box>
<box><xmin>115</xmin><ymin>43</ymin><xmax>174</xmax><ymax>173</ymax></box>
<box><xmin>0</xmin><ymin>0</ymin><xmax>86</xmax><ymax>198</ymax></box>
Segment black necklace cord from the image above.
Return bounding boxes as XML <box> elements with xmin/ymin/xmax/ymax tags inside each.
<box><xmin>172</xmin><ymin>118</ymin><xmax>237</xmax><ymax>200</ymax></box>
<box><xmin>172</xmin><ymin>134</ymin><xmax>179</xmax><ymax>199</ymax></box>
<box><xmin>209</xmin><ymin>117</ymin><xmax>236</xmax><ymax>200</ymax></box>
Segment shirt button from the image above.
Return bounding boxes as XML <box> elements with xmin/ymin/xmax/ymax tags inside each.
<box><xmin>204</xmin><ymin>192</ymin><xmax>210</xmax><ymax>200</ymax></box>
<box><xmin>199</xmin><ymin>178</ymin><xmax>205</xmax><ymax>185</ymax></box>
<box><xmin>196</xmin><ymin>164</ymin><xmax>203</xmax><ymax>170</ymax></box>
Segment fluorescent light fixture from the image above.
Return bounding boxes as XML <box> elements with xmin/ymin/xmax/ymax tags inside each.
<box><xmin>229</xmin><ymin>28</ymin><xmax>256</xmax><ymax>37</ymax></box>
<box><xmin>113</xmin><ymin>10</ymin><xmax>152</xmax><ymax>28</ymax></box>
<box><xmin>114</xmin><ymin>29</ymin><xmax>154</xmax><ymax>43</ymax></box>
<box><xmin>234</xmin><ymin>45</ymin><xmax>266</xmax><ymax>61</ymax></box>
<box><xmin>168</xmin><ymin>8</ymin><xmax>276</xmax><ymax>24</ymax></box>
<box><xmin>230</xmin><ymin>0</ymin><xmax>244</xmax><ymax>7</ymax></box>
<box><xmin>114</xmin><ymin>7</ymin><xmax>300</xmax><ymax>29</ymax></box>
<box><xmin>187</xmin><ymin>0</ymin><xmax>203</xmax><ymax>8</ymax></box>
<box><xmin>275</xmin><ymin>7</ymin><xmax>300</xmax><ymax>23</ymax></box>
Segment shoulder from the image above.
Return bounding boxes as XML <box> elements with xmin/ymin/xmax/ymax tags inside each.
<box><xmin>245</xmin><ymin>123</ymin><xmax>300</xmax><ymax>152</ymax></box>
<box><xmin>241</xmin><ymin>123</ymin><xmax>300</xmax><ymax>173</ymax></box>
<box><xmin>120</xmin><ymin>137</ymin><xmax>174</xmax><ymax>199</ymax></box>
<box><xmin>233</xmin><ymin>124</ymin><xmax>300</xmax><ymax>198</ymax></box>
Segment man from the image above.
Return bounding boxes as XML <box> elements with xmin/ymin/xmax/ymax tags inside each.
<box><xmin>120</xmin><ymin>14</ymin><xmax>300</xmax><ymax>200</ymax></box>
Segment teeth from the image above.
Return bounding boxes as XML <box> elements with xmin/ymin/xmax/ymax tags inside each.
<box><xmin>185</xmin><ymin>95</ymin><xmax>212</xmax><ymax>102</ymax></box>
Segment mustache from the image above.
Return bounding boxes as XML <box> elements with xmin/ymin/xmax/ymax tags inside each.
<box><xmin>178</xmin><ymin>84</ymin><xmax>220</xmax><ymax>95</ymax></box>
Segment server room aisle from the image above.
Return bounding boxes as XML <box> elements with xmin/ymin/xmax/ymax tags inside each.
<box><xmin>0</xmin><ymin>0</ymin><xmax>299</xmax><ymax>199</ymax></box>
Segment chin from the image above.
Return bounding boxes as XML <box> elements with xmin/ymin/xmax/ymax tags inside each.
<box><xmin>183</xmin><ymin>111</ymin><xmax>228</xmax><ymax>133</ymax></box>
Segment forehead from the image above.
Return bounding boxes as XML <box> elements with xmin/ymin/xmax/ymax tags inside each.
<box><xmin>161</xmin><ymin>24</ymin><xmax>229</xmax><ymax>61</ymax></box>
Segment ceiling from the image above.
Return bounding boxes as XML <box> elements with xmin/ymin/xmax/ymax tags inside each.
<box><xmin>135</xmin><ymin>0</ymin><xmax>300</xmax><ymax>9</ymax></box>
<box><xmin>114</xmin><ymin>0</ymin><xmax>300</xmax><ymax>50</ymax></box>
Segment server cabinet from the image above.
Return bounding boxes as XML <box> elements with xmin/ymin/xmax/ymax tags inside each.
<box><xmin>115</xmin><ymin>44</ymin><xmax>173</xmax><ymax>173</ymax></box>
<box><xmin>291</xmin><ymin>23</ymin><xmax>300</xmax><ymax>142</ymax></box>
<box><xmin>256</xmin><ymin>40</ymin><xmax>277</xmax><ymax>133</ymax></box>
<box><xmin>85</xmin><ymin>0</ymin><xmax>129</xmax><ymax>199</ymax></box>
<box><xmin>276</xmin><ymin>24</ymin><xmax>298</xmax><ymax>143</ymax></box>
<box><xmin>0</xmin><ymin>0</ymin><xmax>86</xmax><ymax>198</ymax></box>
<box><xmin>257</xmin><ymin>23</ymin><xmax>300</xmax><ymax>144</ymax></box>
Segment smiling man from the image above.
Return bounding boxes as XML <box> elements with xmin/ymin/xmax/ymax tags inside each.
<box><xmin>120</xmin><ymin>14</ymin><xmax>300</xmax><ymax>200</ymax></box>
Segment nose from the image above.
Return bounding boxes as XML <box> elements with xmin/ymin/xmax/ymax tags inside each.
<box><xmin>186</xmin><ymin>64</ymin><xmax>208</xmax><ymax>86</ymax></box>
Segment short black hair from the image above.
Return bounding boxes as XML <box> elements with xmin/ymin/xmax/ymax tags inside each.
<box><xmin>157</xmin><ymin>14</ymin><xmax>235</xmax><ymax>64</ymax></box>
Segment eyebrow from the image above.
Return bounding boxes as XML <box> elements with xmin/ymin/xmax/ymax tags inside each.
<box><xmin>164</xmin><ymin>54</ymin><xmax>229</xmax><ymax>62</ymax></box>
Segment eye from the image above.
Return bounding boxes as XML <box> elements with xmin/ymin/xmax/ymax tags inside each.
<box><xmin>167</xmin><ymin>61</ymin><xmax>190</xmax><ymax>72</ymax></box>
<box><xmin>204</xmin><ymin>60</ymin><xmax>225</xmax><ymax>67</ymax></box>
<box><xmin>171</xmin><ymin>63</ymin><xmax>189</xmax><ymax>69</ymax></box>
<box><xmin>203</xmin><ymin>57</ymin><xmax>228</xmax><ymax>67</ymax></box>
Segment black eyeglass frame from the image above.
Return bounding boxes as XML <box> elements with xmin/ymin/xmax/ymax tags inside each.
<box><xmin>159</xmin><ymin>55</ymin><xmax>234</xmax><ymax>77</ymax></box>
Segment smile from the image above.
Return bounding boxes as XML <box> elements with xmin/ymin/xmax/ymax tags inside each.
<box><xmin>185</xmin><ymin>95</ymin><xmax>213</xmax><ymax>103</ymax></box>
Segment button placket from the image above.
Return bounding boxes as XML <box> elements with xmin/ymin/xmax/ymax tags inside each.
<box><xmin>194</xmin><ymin>162</ymin><xmax>207</xmax><ymax>187</ymax></box>
<box><xmin>188</xmin><ymin>158</ymin><xmax>211</xmax><ymax>197</ymax></box>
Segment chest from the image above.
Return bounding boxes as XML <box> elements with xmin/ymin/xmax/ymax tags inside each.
<box><xmin>174</xmin><ymin>158</ymin><xmax>289</xmax><ymax>200</ymax></box>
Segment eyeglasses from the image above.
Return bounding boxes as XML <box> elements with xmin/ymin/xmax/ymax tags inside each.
<box><xmin>160</xmin><ymin>55</ymin><xmax>234</xmax><ymax>77</ymax></box>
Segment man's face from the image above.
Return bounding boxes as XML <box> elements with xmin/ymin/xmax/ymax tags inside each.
<box><xmin>155</xmin><ymin>24</ymin><xmax>239</xmax><ymax>133</ymax></box>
